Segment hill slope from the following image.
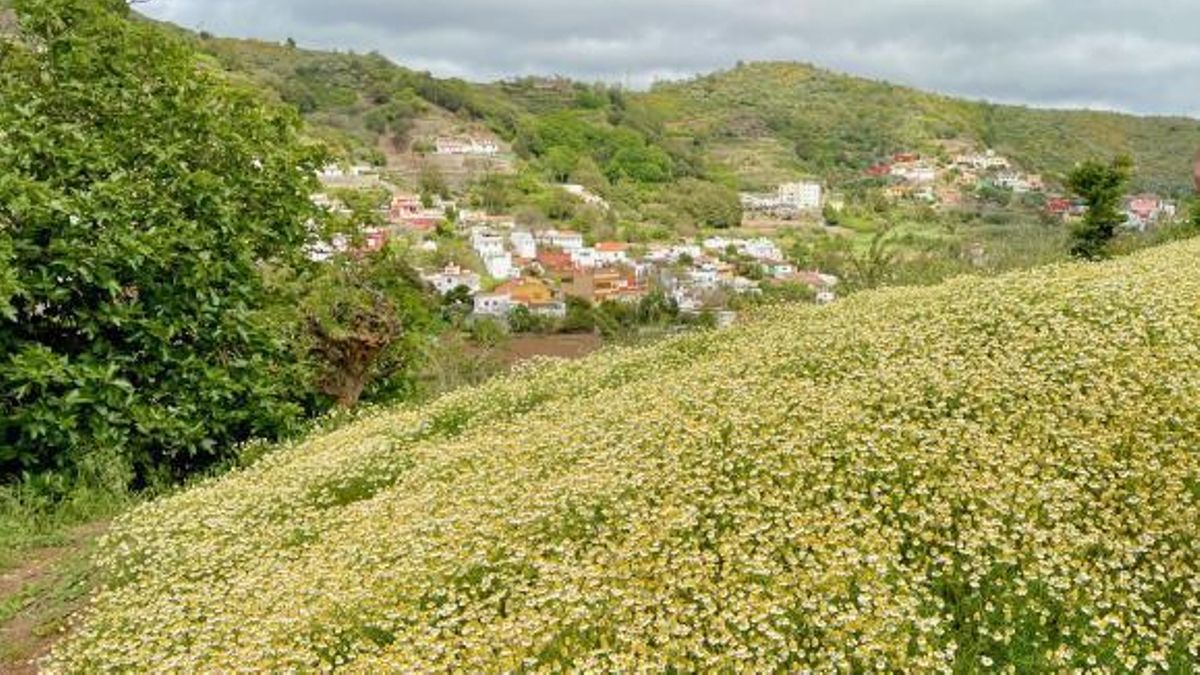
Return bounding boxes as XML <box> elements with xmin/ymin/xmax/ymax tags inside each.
<box><xmin>176</xmin><ymin>34</ymin><xmax>1200</xmax><ymax>197</ymax></box>
<box><xmin>52</xmin><ymin>241</ymin><xmax>1200</xmax><ymax>671</ymax></box>
<box><xmin>646</xmin><ymin>62</ymin><xmax>1200</xmax><ymax>193</ymax></box>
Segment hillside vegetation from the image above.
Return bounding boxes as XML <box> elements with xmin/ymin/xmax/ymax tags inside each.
<box><xmin>179</xmin><ymin>38</ymin><xmax>1200</xmax><ymax>197</ymax></box>
<box><xmin>51</xmin><ymin>240</ymin><xmax>1200</xmax><ymax>671</ymax></box>
<box><xmin>647</xmin><ymin>62</ymin><xmax>1200</xmax><ymax>194</ymax></box>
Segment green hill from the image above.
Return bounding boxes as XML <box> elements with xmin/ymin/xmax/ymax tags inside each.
<box><xmin>179</xmin><ymin>38</ymin><xmax>1200</xmax><ymax>198</ymax></box>
<box><xmin>52</xmin><ymin>240</ymin><xmax>1200</xmax><ymax>671</ymax></box>
<box><xmin>645</xmin><ymin>62</ymin><xmax>1200</xmax><ymax>194</ymax></box>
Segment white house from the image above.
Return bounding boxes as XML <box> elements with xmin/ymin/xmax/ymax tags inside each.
<box><xmin>955</xmin><ymin>151</ymin><xmax>1010</xmax><ymax>170</ymax></box>
<box><xmin>670</xmin><ymin>244</ymin><xmax>703</xmax><ymax>262</ymax></box>
<box><xmin>671</xmin><ymin>288</ymin><xmax>703</xmax><ymax>313</ymax></box>
<box><xmin>702</xmin><ymin>236</ymin><xmax>732</xmax><ymax>252</ymax></box>
<box><xmin>778</xmin><ymin>181</ymin><xmax>823</xmax><ymax>210</ymax></box>
<box><xmin>893</xmin><ymin>166</ymin><xmax>937</xmax><ymax>184</ymax></box>
<box><xmin>741</xmin><ymin>238</ymin><xmax>782</xmax><ymax>261</ymax></box>
<box><xmin>423</xmin><ymin>264</ymin><xmax>482</xmax><ymax>295</ymax></box>
<box><xmin>509</xmin><ymin>230</ymin><xmax>537</xmax><ymax>259</ymax></box>
<box><xmin>570</xmin><ymin>247</ymin><xmax>598</xmax><ymax>269</ymax></box>
<box><xmin>482</xmin><ymin>252</ymin><xmax>516</xmax><ymax>280</ymax></box>
<box><xmin>470</xmin><ymin>228</ymin><xmax>506</xmax><ymax>258</ymax></box>
<box><xmin>473</xmin><ymin>293</ymin><xmax>511</xmax><ymax>317</ymax></box>
<box><xmin>537</xmin><ymin>229</ymin><xmax>584</xmax><ymax>252</ymax></box>
<box><xmin>690</xmin><ymin>263</ymin><xmax>721</xmax><ymax>288</ymax></box>
<box><xmin>594</xmin><ymin>242</ymin><xmax>629</xmax><ymax>266</ymax></box>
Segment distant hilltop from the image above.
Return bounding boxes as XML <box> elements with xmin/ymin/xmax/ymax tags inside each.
<box><xmin>172</xmin><ymin>27</ymin><xmax>1200</xmax><ymax>197</ymax></box>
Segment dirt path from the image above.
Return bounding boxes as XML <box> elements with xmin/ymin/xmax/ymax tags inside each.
<box><xmin>0</xmin><ymin>521</ymin><xmax>109</xmax><ymax>674</ymax></box>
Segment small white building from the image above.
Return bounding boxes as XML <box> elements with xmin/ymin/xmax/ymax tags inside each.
<box><xmin>778</xmin><ymin>181</ymin><xmax>823</xmax><ymax>210</ymax></box>
<box><xmin>670</xmin><ymin>244</ymin><xmax>703</xmax><ymax>263</ymax></box>
<box><xmin>482</xmin><ymin>252</ymin><xmax>516</xmax><ymax>280</ymax></box>
<box><xmin>690</xmin><ymin>264</ymin><xmax>721</xmax><ymax>288</ymax></box>
<box><xmin>473</xmin><ymin>293</ymin><xmax>511</xmax><ymax>317</ymax></box>
<box><xmin>594</xmin><ymin>242</ymin><xmax>629</xmax><ymax>266</ymax></box>
<box><xmin>741</xmin><ymin>238</ymin><xmax>782</xmax><ymax>262</ymax></box>
<box><xmin>893</xmin><ymin>166</ymin><xmax>937</xmax><ymax>184</ymax></box>
<box><xmin>510</xmin><ymin>230</ymin><xmax>537</xmax><ymax>259</ymax></box>
<box><xmin>423</xmin><ymin>264</ymin><xmax>482</xmax><ymax>295</ymax></box>
<box><xmin>470</xmin><ymin>228</ymin><xmax>506</xmax><ymax>258</ymax></box>
<box><xmin>570</xmin><ymin>247</ymin><xmax>598</xmax><ymax>269</ymax></box>
<box><xmin>537</xmin><ymin>229</ymin><xmax>584</xmax><ymax>252</ymax></box>
<box><xmin>702</xmin><ymin>236</ymin><xmax>732</xmax><ymax>252</ymax></box>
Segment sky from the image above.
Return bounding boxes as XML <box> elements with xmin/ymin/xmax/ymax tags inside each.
<box><xmin>139</xmin><ymin>0</ymin><xmax>1200</xmax><ymax>117</ymax></box>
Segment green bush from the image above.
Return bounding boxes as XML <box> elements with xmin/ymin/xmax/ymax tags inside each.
<box><xmin>0</xmin><ymin>0</ymin><xmax>326</xmax><ymax>481</ymax></box>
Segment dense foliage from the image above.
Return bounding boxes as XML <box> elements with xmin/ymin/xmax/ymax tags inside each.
<box><xmin>0</xmin><ymin>0</ymin><xmax>326</xmax><ymax>480</ymax></box>
<box><xmin>52</xmin><ymin>240</ymin><xmax>1200</xmax><ymax>671</ymax></box>
<box><xmin>1066</xmin><ymin>156</ymin><xmax>1132</xmax><ymax>259</ymax></box>
<box><xmin>295</xmin><ymin>248</ymin><xmax>438</xmax><ymax>408</ymax></box>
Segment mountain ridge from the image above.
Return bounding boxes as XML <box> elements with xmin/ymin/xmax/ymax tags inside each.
<box><xmin>174</xmin><ymin>28</ymin><xmax>1200</xmax><ymax>195</ymax></box>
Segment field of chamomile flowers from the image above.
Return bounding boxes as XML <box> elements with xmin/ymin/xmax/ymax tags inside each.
<box><xmin>50</xmin><ymin>240</ymin><xmax>1200</xmax><ymax>672</ymax></box>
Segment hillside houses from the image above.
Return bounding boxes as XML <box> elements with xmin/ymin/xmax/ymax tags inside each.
<box><xmin>741</xmin><ymin>181</ymin><xmax>823</xmax><ymax>215</ymax></box>
<box><xmin>954</xmin><ymin>150</ymin><xmax>1011</xmax><ymax>171</ymax></box>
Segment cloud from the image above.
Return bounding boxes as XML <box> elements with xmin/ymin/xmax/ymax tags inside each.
<box><xmin>139</xmin><ymin>0</ymin><xmax>1200</xmax><ymax>116</ymax></box>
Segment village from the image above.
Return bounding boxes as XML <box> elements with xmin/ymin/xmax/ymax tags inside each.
<box><xmin>313</xmin><ymin>136</ymin><xmax>1181</xmax><ymax>333</ymax></box>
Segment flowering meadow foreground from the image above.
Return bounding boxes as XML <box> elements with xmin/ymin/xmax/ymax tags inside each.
<box><xmin>50</xmin><ymin>241</ymin><xmax>1200</xmax><ymax>672</ymax></box>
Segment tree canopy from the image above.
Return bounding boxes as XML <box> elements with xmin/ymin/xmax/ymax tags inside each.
<box><xmin>0</xmin><ymin>0</ymin><xmax>327</xmax><ymax>480</ymax></box>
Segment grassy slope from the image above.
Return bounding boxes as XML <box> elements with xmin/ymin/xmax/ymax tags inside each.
<box><xmin>646</xmin><ymin>62</ymin><xmax>1200</xmax><ymax>193</ymax></box>
<box><xmin>51</xmin><ymin>240</ymin><xmax>1200</xmax><ymax>671</ymax></box>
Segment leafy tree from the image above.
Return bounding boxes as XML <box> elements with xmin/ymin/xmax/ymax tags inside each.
<box><xmin>507</xmin><ymin>305</ymin><xmax>550</xmax><ymax>334</ymax></box>
<box><xmin>636</xmin><ymin>289</ymin><xmax>679</xmax><ymax>325</ymax></box>
<box><xmin>299</xmin><ymin>247</ymin><xmax>437</xmax><ymax>408</ymax></box>
<box><xmin>543</xmin><ymin>146</ymin><xmax>579</xmax><ymax>183</ymax></box>
<box><xmin>607</xmin><ymin>144</ymin><xmax>672</xmax><ymax>183</ymax></box>
<box><xmin>822</xmin><ymin>204</ymin><xmax>842</xmax><ymax>227</ymax></box>
<box><xmin>419</xmin><ymin>164</ymin><xmax>449</xmax><ymax>201</ymax></box>
<box><xmin>440</xmin><ymin>285</ymin><xmax>474</xmax><ymax>325</ymax></box>
<box><xmin>0</xmin><ymin>0</ymin><xmax>326</xmax><ymax>479</ymax></box>
<box><xmin>1066</xmin><ymin>156</ymin><xmax>1132</xmax><ymax>260</ymax></box>
<box><xmin>594</xmin><ymin>300</ymin><xmax>637</xmax><ymax>338</ymax></box>
<box><xmin>560</xmin><ymin>296</ymin><xmax>596</xmax><ymax>334</ymax></box>
<box><xmin>667</xmin><ymin>178</ymin><xmax>743</xmax><ymax>228</ymax></box>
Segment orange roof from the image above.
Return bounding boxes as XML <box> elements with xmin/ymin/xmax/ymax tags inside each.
<box><xmin>595</xmin><ymin>241</ymin><xmax>628</xmax><ymax>252</ymax></box>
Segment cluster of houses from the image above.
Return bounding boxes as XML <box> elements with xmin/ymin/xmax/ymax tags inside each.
<box><xmin>864</xmin><ymin>149</ymin><xmax>1179</xmax><ymax>229</ymax></box>
<box><xmin>1044</xmin><ymin>193</ymin><xmax>1178</xmax><ymax>229</ymax></box>
<box><xmin>868</xmin><ymin>150</ymin><xmax>1044</xmax><ymax>206</ymax></box>
<box><xmin>740</xmin><ymin>181</ymin><xmax>824</xmax><ymax>216</ymax></box>
<box><xmin>415</xmin><ymin>224</ymin><xmax>840</xmax><ymax>324</ymax></box>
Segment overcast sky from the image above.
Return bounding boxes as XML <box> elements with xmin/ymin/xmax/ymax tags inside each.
<box><xmin>140</xmin><ymin>0</ymin><xmax>1200</xmax><ymax>117</ymax></box>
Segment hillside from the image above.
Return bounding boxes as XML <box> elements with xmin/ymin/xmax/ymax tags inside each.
<box><xmin>51</xmin><ymin>240</ymin><xmax>1200</xmax><ymax>671</ymax></box>
<box><xmin>175</xmin><ymin>34</ymin><xmax>1200</xmax><ymax>198</ymax></box>
<box><xmin>646</xmin><ymin>62</ymin><xmax>1200</xmax><ymax>194</ymax></box>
